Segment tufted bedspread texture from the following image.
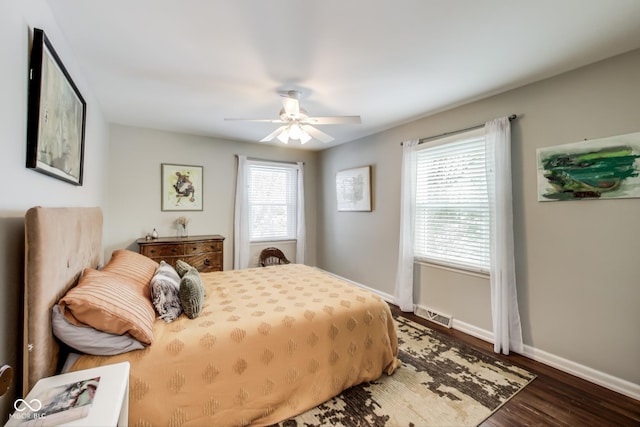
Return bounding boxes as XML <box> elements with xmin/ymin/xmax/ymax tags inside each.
<box><xmin>69</xmin><ymin>264</ymin><xmax>400</xmax><ymax>426</ymax></box>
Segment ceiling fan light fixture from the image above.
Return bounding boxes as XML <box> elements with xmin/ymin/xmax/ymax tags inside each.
<box><xmin>225</xmin><ymin>90</ymin><xmax>360</xmax><ymax>145</ymax></box>
<box><xmin>288</xmin><ymin>123</ymin><xmax>303</xmax><ymax>140</ymax></box>
<box><xmin>277</xmin><ymin>130</ymin><xmax>289</xmax><ymax>144</ymax></box>
<box><xmin>299</xmin><ymin>131</ymin><xmax>312</xmax><ymax>144</ymax></box>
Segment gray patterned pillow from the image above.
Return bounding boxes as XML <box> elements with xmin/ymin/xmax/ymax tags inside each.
<box><xmin>150</xmin><ymin>261</ymin><xmax>182</xmax><ymax>322</ymax></box>
<box><xmin>179</xmin><ymin>267</ymin><xmax>205</xmax><ymax>319</ymax></box>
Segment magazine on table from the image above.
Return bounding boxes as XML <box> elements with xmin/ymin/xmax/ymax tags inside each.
<box><xmin>18</xmin><ymin>376</ymin><xmax>100</xmax><ymax>426</ymax></box>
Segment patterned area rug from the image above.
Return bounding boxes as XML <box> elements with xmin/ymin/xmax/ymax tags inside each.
<box><xmin>275</xmin><ymin>314</ymin><xmax>535</xmax><ymax>427</ymax></box>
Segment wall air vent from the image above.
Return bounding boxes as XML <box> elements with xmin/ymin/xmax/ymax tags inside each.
<box><xmin>415</xmin><ymin>305</ymin><xmax>453</xmax><ymax>328</ymax></box>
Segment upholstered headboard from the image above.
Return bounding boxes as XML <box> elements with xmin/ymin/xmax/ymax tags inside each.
<box><xmin>23</xmin><ymin>207</ymin><xmax>103</xmax><ymax>394</ymax></box>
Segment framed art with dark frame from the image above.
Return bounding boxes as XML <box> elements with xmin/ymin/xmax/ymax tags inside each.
<box><xmin>161</xmin><ymin>163</ymin><xmax>204</xmax><ymax>211</ymax></box>
<box><xmin>26</xmin><ymin>28</ymin><xmax>87</xmax><ymax>186</ymax></box>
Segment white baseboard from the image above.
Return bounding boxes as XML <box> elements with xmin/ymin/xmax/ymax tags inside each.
<box><xmin>448</xmin><ymin>318</ymin><xmax>640</xmax><ymax>401</ymax></box>
<box><xmin>520</xmin><ymin>344</ymin><xmax>640</xmax><ymax>400</ymax></box>
<box><xmin>322</xmin><ymin>273</ymin><xmax>640</xmax><ymax>401</ymax></box>
<box><xmin>320</xmin><ymin>270</ymin><xmax>396</xmax><ymax>303</ymax></box>
<box><xmin>450</xmin><ymin>318</ymin><xmax>494</xmax><ymax>342</ymax></box>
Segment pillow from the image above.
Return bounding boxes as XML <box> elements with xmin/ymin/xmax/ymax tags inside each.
<box><xmin>59</xmin><ymin>268</ymin><xmax>156</xmax><ymax>344</ymax></box>
<box><xmin>51</xmin><ymin>305</ymin><xmax>145</xmax><ymax>355</ymax></box>
<box><xmin>179</xmin><ymin>267</ymin><xmax>205</xmax><ymax>319</ymax></box>
<box><xmin>102</xmin><ymin>249</ymin><xmax>159</xmax><ymax>298</ymax></box>
<box><xmin>150</xmin><ymin>261</ymin><xmax>182</xmax><ymax>322</ymax></box>
<box><xmin>175</xmin><ymin>260</ymin><xmax>205</xmax><ymax>296</ymax></box>
<box><xmin>175</xmin><ymin>259</ymin><xmax>192</xmax><ymax>277</ymax></box>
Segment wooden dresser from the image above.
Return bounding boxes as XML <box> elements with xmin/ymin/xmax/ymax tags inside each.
<box><xmin>137</xmin><ymin>234</ymin><xmax>225</xmax><ymax>272</ymax></box>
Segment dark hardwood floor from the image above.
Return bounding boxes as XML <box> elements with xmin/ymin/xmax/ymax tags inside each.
<box><xmin>389</xmin><ymin>305</ymin><xmax>640</xmax><ymax>427</ymax></box>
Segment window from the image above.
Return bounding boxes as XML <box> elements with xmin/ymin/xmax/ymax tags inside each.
<box><xmin>247</xmin><ymin>161</ymin><xmax>299</xmax><ymax>242</ymax></box>
<box><xmin>414</xmin><ymin>129</ymin><xmax>490</xmax><ymax>272</ymax></box>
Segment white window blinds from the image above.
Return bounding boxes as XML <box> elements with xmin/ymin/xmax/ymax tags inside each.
<box><xmin>247</xmin><ymin>162</ymin><xmax>298</xmax><ymax>241</ymax></box>
<box><xmin>414</xmin><ymin>130</ymin><xmax>490</xmax><ymax>271</ymax></box>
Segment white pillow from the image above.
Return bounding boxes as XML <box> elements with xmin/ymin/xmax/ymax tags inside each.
<box><xmin>51</xmin><ymin>305</ymin><xmax>145</xmax><ymax>355</ymax></box>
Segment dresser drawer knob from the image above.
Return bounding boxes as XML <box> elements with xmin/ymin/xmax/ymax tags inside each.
<box><xmin>204</xmin><ymin>258</ymin><xmax>211</xmax><ymax>266</ymax></box>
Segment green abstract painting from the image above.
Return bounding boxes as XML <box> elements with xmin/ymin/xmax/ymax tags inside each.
<box><xmin>537</xmin><ymin>131</ymin><xmax>640</xmax><ymax>201</ymax></box>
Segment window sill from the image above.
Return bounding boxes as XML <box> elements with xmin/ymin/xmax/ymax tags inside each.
<box><xmin>414</xmin><ymin>258</ymin><xmax>490</xmax><ymax>279</ymax></box>
<box><xmin>250</xmin><ymin>239</ymin><xmax>297</xmax><ymax>244</ymax></box>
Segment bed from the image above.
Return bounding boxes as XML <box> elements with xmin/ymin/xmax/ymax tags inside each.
<box><xmin>23</xmin><ymin>207</ymin><xmax>400</xmax><ymax>426</ymax></box>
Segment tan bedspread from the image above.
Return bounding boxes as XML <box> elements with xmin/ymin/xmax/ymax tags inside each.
<box><xmin>70</xmin><ymin>264</ymin><xmax>400</xmax><ymax>426</ymax></box>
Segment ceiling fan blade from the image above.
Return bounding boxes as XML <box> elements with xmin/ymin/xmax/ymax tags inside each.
<box><xmin>306</xmin><ymin>116</ymin><xmax>361</xmax><ymax>125</ymax></box>
<box><xmin>224</xmin><ymin>118</ymin><xmax>286</xmax><ymax>124</ymax></box>
<box><xmin>301</xmin><ymin>125</ymin><xmax>334</xmax><ymax>143</ymax></box>
<box><xmin>260</xmin><ymin>126</ymin><xmax>288</xmax><ymax>142</ymax></box>
<box><xmin>281</xmin><ymin>97</ymin><xmax>300</xmax><ymax>117</ymax></box>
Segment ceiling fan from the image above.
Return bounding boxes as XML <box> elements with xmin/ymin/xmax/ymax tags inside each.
<box><xmin>224</xmin><ymin>90</ymin><xmax>361</xmax><ymax>144</ymax></box>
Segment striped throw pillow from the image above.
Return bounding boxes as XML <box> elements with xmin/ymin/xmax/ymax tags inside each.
<box><xmin>59</xmin><ymin>268</ymin><xmax>156</xmax><ymax>344</ymax></box>
<box><xmin>103</xmin><ymin>249</ymin><xmax>159</xmax><ymax>298</ymax></box>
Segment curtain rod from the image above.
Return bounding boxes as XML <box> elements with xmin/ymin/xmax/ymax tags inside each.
<box><xmin>235</xmin><ymin>154</ymin><xmax>304</xmax><ymax>165</ymax></box>
<box><xmin>401</xmin><ymin>114</ymin><xmax>517</xmax><ymax>146</ymax></box>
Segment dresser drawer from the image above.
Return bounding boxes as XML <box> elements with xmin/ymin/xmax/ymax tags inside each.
<box><xmin>140</xmin><ymin>244</ymin><xmax>184</xmax><ymax>257</ymax></box>
<box><xmin>137</xmin><ymin>234</ymin><xmax>225</xmax><ymax>273</ymax></box>
<box><xmin>185</xmin><ymin>241</ymin><xmax>222</xmax><ymax>255</ymax></box>
<box><xmin>188</xmin><ymin>254</ymin><xmax>222</xmax><ymax>272</ymax></box>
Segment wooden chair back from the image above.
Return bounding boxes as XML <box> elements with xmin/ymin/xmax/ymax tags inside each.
<box><xmin>259</xmin><ymin>247</ymin><xmax>291</xmax><ymax>267</ymax></box>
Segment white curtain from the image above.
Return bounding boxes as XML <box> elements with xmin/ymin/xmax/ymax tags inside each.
<box><xmin>394</xmin><ymin>139</ymin><xmax>419</xmax><ymax>312</ymax></box>
<box><xmin>233</xmin><ymin>155</ymin><xmax>251</xmax><ymax>269</ymax></box>
<box><xmin>485</xmin><ymin>117</ymin><xmax>524</xmax><ymax>355</ymax></box>
<box><xmin>295</xmin><ymin>161</ymin><xmax>306</xmax><ymax>264</ymax></box>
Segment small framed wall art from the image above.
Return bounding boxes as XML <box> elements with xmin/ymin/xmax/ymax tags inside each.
<box><xmin>336</xmin><ymin>165</ymin><xmax>372</xmax><ymax>211</ymax></box>
<box><xmin>26</xmin><ymin>28</ymin><xmax>87</xmax><ymax>185</ymax></box>
<box><xmin>161</xmin><ymin>164</ymin><xmax>203</xmax><ymax>211</ymax></box>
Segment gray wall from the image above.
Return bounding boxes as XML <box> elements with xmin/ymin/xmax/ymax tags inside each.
<box><xmin>2</xmin><ymin>1</ymin><xmax>639</xmax><ymax>422</ymax></box>
<box><xmin>105</xmin><ymin>125</ymin><xmax>319</xmax><ymax>269</ymax></box>
<box><xmin>318</xmin><ymin>48</ymin><xmax>640</xmax><ymax>391</ymax></box>
<box><xmin>0</xmin><ymin>0</ymin><xmax>110</xmax><ymax>420</ymax></box>
<box><xmin>1</xmin><ymin>3</ymin><xmax>318</xmax><ymax>421</ymax></box>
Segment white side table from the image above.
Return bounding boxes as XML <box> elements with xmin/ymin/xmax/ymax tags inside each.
<box><xmin>5</xmin><ymin>362</ymin><xmax>129</xmax><ymax>427</ymax></box>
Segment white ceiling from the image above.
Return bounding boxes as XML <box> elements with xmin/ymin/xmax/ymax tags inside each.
<box><xmin>47</xmin><ymin>0</ymin><xmax>640</xmax><ymax>150</ymax></box>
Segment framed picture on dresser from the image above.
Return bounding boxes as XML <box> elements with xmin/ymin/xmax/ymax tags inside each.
<box><xmin>161</xmin><ymin>163</ymin><xmax>204</xmax><ymax>211</ymax></box>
